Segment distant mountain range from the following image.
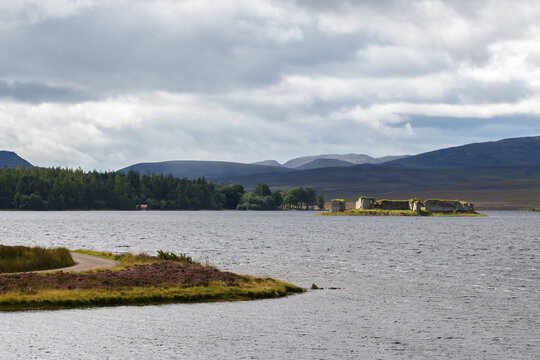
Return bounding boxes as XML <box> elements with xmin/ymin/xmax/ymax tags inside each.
<box><xmin>119</xmin><ymin>153</ymin><xmax>408</xmax><ymax>181</ymax></box>
<box><xmin>252</xmin><ymin>153</ymin><xmax>409</xmax><ymax>169</ymax></box>
<box><xmin>252</xmin><ymin>160</ymin><xmax>282</xmax><ymax>167</ymax></box>
<box><xmin>283</xmin><ymin>153</ymin><xmax>409</xmax><ymax>168</ymax></box>
<box><xmin>118</xmin><ymin>136</ymin><xmax>540</xmax><ymax>183</ymax></box>
<box><xmin>295</xmin><ymin>158</ymin><xmax>355</xmax><ymax>170</ymax></box>
<box><xmin>0</xmin><ymin>151</ymin><xmax>32</xmax><ymax>168</ymax></box>
<box><xmin>4</xmin><ymin>135</ymin><xmax>540</xmax><ymax>209</ymax></box>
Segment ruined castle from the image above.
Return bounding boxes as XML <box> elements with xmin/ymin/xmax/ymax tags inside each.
<box><xmin>355</xmin><ymin>196</ymin><xmax>474</xmax><ymax>213</ymax></box>
<box><xmin>329</xmin><ymin>196</ymin><xmax>475</xmax><ymax>213</ymax></box>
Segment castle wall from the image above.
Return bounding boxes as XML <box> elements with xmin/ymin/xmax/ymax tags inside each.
<box><xmin>331</xmin><ymin>200</ymin><xmax>346</xmax><ymax>212</ymax></box>
<box><xmin>424</xmin><ymin>199</ymin><xmax>475</xmax><ymax>212</ymax></box>
<box><xmin>356</xmin><ymin>197</ymin><xmax>375</xmax><ymax>209</ymax></box>
<box><xmin>410</xmin><ymin>200</ymin><xmax>423</xmax><ymax>214</ymax></box>
<box><xmin>374</xmin><ymin>200</ymin><xmax>410</xmax><ymax>210</ymax></box>
<box><xmin>353</xmin><ymin>196</ymin><xmax>474</xmax><ymax>213</ymax></box>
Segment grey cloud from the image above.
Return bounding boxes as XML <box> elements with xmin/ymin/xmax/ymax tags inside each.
<box><xmin>400</xmin><ymin>115</ymin><xmax>540</xmax><ymax>155</ymax></box>
<box><xmin>406</xmin><ymin>116</ymin><xmax>540</xmax><ymax>132</ymax></box>
<box><xmin>3</xmin><ymin>0</ymin><xmax>529</xmax><ymax>100</ymax></box>
<box><xmin>295</xmin><ymin>0</ymin><xmax>408</xmax><ymax>13</ymax></box>
<box><xmin>448</xmin><ymin>79</ymin><xmax>534</xmax><ymax>105</ymax></box>
<box><xmin>0</xmin><ymin>3</ymin><xmax>367</xmax><ymax>99</ymax></box>
<box><xmin>0</xmin><ymin>80</ymin><xmax>90</xmax><ymax>103</ymax></box>
<box><xmin>526</xmin><ymin>52</ymin><xmax>540</xmax><ymax>66</ymax></box>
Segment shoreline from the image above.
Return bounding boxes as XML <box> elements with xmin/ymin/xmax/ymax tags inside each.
<box><xmin>0</xmin><ymin>250</ymin><xmax>304</xmax><ymax>311</ymax></box>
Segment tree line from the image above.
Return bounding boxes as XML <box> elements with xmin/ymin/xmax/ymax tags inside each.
<box><xmin>237</xmin><ymin>183</ymin><xmax>324</xmax><ymax>210</ymax></box>
<box><xmin>0</xmin><ymin>167</ymin><xmax>324</xmax><ymax>211</ymax></box>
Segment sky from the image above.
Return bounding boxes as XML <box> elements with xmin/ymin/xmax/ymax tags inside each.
<box><xmin>1</xmin><ymin>0</ymin><xmax>539</xmax><ymax>170</ymax></box>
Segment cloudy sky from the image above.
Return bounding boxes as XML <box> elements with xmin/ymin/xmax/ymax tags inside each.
<box><xmin>1</xmin><ymin>0</ymin><xmax>539</xmax><ymax>170</ymax></box>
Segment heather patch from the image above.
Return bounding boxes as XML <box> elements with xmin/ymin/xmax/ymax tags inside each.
<box><xmin>0</xmin><ymin>261</ymin><xmax>246</xmax><ymax>292</ymax></box>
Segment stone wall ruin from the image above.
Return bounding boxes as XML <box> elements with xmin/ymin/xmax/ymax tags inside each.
<box><xmin>331</xmin><ymin>199</ymin><xmax>346</xmax><ymax>212</ymax></box>
<box><xmin>355</xmin><ymin>196</ymin><xmax>474</xmax><ymax>213</ymax></box>
<box><xmin>424</xmin><ymin>199</ymin><xmax>475</xmax><ymax>213</ymax></box>
<box><xmin>373</xmin><ymin>200</ymin><xmax>410</xmax><ymax>210</ymax></box>
<box><xmin>356</xmin><ymin>196</ymin><xmax>375</xmax><ymax>210</ymax></box>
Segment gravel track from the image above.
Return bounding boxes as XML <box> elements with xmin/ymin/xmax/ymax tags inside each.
<box><xmin>35</xmin><ymin>252</ymin><xmax>119</xmax><ymax>273</ymax></box>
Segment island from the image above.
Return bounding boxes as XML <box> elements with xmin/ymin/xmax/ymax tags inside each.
<box><xmin>0</xmin><ymin>245</ymin><xmax>304</xmax><ymax>311</ymax></box>
<box><xmin>320</xmin><ymin>196</ymin><xmax>484</xmax><ymax>216</ymax></box>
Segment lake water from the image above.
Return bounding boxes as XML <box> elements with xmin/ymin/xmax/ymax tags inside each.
<box><xmin>0</xmin><ymin>211</ymin><xmax>538</xmax><ymax>359</ymax></box>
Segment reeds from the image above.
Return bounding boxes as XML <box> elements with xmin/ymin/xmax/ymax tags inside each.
<box><xmin>0</xmin><ymin>245</ymin><xmax>75</xmax><ymax>273</ymax></box>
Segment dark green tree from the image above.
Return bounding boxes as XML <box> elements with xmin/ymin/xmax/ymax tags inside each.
<box><xmin>217</xmin><ymin>183</ymin><xmax>245</xmax><ymax>209</ymax></box>
<box><xmin>254</xmin><ymin>183</ymin><xmax>271</xmax><ymax>197</ymax></box>
<box><xmin>271</xmin><ymin>190</ymin><xmax>283</xmax><ymax>209</ymax></box>
<box><xmin>304</xmin><ymin>188</ymin><xmax>317</xmax><ymax>210</ymax></box>
<box><xmin>317</xmin><ymin>194</ymin><xmax>325</xmax><ymax>210</ymax></box>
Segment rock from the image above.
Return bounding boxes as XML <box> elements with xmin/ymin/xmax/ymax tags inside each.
<box><xmin>311</xmin><ymin>283</ymin><xmax>320</xmax><ymax>290</ymax></box>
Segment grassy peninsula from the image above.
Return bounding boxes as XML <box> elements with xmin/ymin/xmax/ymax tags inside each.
<box><xmin>0</xmin><ymin>248</ymin><xmax>303</xmax><ymax>311</ymax></box>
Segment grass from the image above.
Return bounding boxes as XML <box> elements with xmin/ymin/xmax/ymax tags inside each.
<box><xmin>71</xmin><ymin>249</ymin><xmax>118</xmax><ymax>260</ymax></box>
<box><xmin>319</xmin><ymin>209</ymin><xmax>485</xmax><ymax>216</ymax></box>
<box><xmin>423</xmin><ymin>211</ymin><xmax>486</xmax><ymax>217</ymax></box>
<box><xmin>0</xmin><ymin>249</ymin><xmax>304</xmax><ymax>311</ymax></box>
<box><xmin>0</xmin><ymin>279</ymin><xmax>303</xmax><ymax>311</ymax></box>
<box><xmin>72</xmin><ymin>249</ymin><xmax>159</xmax><ymax>266</ymax></box>
<box><xmin>0</xmin><ymin>245</ymin><xmax>75</xmax><ymax>273</ymax></box>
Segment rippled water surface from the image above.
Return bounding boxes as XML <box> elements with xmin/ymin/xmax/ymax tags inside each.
<box><xmin>0</xmin><ymin>211</ymin><xmax>538</xmax><ymax>359</ymax></box>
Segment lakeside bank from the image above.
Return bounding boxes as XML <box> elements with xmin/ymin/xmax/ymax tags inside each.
<box><xmin>0</xmin><ymin>248</ymin><xmax>303</xmax><ymax>311</ymax></box>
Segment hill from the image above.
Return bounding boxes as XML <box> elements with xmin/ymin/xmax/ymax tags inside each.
<box><xmin>282</xmin><ymin>153</ymin><xmax>408</xmax><ymax>168</ymax></box>
<box><xmin>387</xmin><ymin>136</ymin><xmax>540</xmax><ymax>168</ymax></box>
<box><xmin>251</xmin><ymin>160</ymin><xmax>283</xmax><ymax>167</ymax></box>
<box><xmin>118</xmin><ymin>160</ymin><xmax>296</xmax><ymax>182</ymax></box>
<box><xmin>295</xmin><ymin>158</ymin><xmax>355</xmax><ymax>170</ymax></box>
<box><xmin>0</xmin><ymin>151</ymin><xmax>32</xmax><ymax>168</ymax></box>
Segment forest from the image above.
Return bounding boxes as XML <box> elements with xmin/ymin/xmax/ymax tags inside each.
<box><xmin>0</xmin><ymin>167</ymin><xmax>322</xmax><ymax>211</ymax></box>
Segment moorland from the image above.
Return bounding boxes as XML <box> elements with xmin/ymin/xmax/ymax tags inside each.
<box><xmin>0</xmin><ymin>246</ymin><xmax>303</xmax><ymax>311</ymax></box>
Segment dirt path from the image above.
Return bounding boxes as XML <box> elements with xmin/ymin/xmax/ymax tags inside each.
<box><xmin>35</xmin><ymin>252</ymin><xmax>120</xmax><ymax>273</ymax></box>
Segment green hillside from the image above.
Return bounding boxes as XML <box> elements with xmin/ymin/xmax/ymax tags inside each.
<box><xmin>387</xmin><ymin>136</ymin><xmax>540</xmax><ymax>168</ymax></box>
